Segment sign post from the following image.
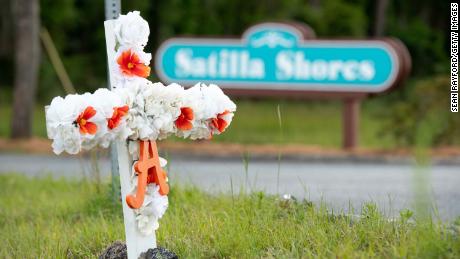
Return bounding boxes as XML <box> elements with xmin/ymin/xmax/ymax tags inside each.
<box><xmin>105</xmin><ymin>0</ymin><xmax>121</xmax><ymax>20</ymax></box>
<box><xmin>155</xmin><ymin>22</ymin><xmax>411</xmax><ymax>149</ymax></box>
<box><xmin>104</xmin><ymin>0</ymin><xmax>122</xmax><ymax>200</ymax></box>
<box><xmin>343</xmin><ymin>98</ymin><xmax>360</xmax><ymax>149</ymax></box>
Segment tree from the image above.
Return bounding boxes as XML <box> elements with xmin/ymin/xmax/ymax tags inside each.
<box><xmin>11</xmin><ymin>0</ymin><xmax>40</xmax><ymax>138</ymax></box>
<box><xmin>373</xmin><ymin>0</ymin><xmax>388</xmax><ymax>36</ymax></box>
<box><xmin>0</xmin><ymin>0</ymin><xmax>13</xmax><ymax>58</ymax></box>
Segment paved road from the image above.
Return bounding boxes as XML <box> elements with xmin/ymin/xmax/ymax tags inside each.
<box><xmin>1</xmin><ymin>153</ymin><xmax>459</xmax><ymax>220</ymax></box>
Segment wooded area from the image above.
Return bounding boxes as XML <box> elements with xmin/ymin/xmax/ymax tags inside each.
<box><xmin>0</xmin><ymin>0</ymin><xmax>453</xmax><ymax>144</ymax></box>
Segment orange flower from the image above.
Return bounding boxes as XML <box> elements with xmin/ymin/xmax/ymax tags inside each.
<box><xmin>108</xmin><ymin>105</ymin><xmax>129</xmax><ymax>129</ymax></box>
<box><xmin>74</xmin><ymin>106</ymin><xmax>98</xmax><ymax>135</ymax></box>
<box><xmin>175</xmin><ymin>107</ymin><xmax>194</xmax><ymax>130</ymax></box>
<box><xmin>117</xmin><ymin>49</ymin><xmax>151</xmax><ymax>78</ymax></box>
<box><xmin>210</xmin><ymin>110</ymin><xmax>230</xmax><ymax>133</ymax></box>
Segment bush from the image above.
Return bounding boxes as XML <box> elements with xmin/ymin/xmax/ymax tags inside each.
<box><xmin>381</xmin><ymin>75</ymin><xmax>460</xmax><ymax>146</ymax></box>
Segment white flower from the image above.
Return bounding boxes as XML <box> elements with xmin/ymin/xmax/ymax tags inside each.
<box><xmin>136</xmin><ymin>214</ymin><xmax>158</xmax><ymax>236</ymax></box>
<box><xmin>111</xmin><ymin>47</ymin><xmax>152</xmax><ymax>89</ymax></box>
<box><xmin>128</xmin><ymin>140</ymin><xmax>140</xmax><ymax>159</ymax></box>
<box><xmin>204</xmin><ymin>84</ymin><xmax>237</xmax><ymax>117</ymax></box>
<box><xmin>88</xmin><ymin>88</ymin><xmax>132</xmax><ymax>148</ymax></box>
<box><xmin>77</xmin><ymin>92</ymin><xmax>108</xmax><ymax>150</ymax></box>
<box><xmin>46</xmin><ymin>96</ymin><xmax>79</xmax><ymax>139</ymax></box>
<box><xmin>144</xmin><ymin>184</ymin><xmax>169</xmax><ymax>219</ymax></box>
<box><xmin>114</xmin><ymin>11</ymin><xmax>150</xmax><ymax>49</ymax></box>
<box><xmin>179</xmin><ymin>83</ymin><xmax>237</xmax><ymax>139</ymax></box>
<box><xmin>143</xmin><ymin>82</ymin><xmax>185</xmax><ymax>139</ymax></box>
<box><xmin>46</xmin><ymin>82</ymin><xmax>237</xmax><ymax>153</ymax></box>
<box><xmin>46</xmin><ymin>95</ymin><xmax>86</xmax><ymax>154</ymax></box>
<box><xmin>133</xmin><ymin>184</ymin><xmax>169</xmax><ymax>235</ymax></box>
<box><xmin>123</xmin><ymin>81</ymin><xmax>186</xmax><ymax>141</ymax></box>
<box><xmin>117</xmin><ymin>79</ymin><xmax>152</xmax><ymax>140</ymax></box>
<box><xmin>46</xmin><ymin>88</ymin><xmax>133</xmax><ymax>154</ymax></box>
<box><xmin>50</xmin><ymin>125</ymin><xmax>81</xmax><ymax>155</ymax></box>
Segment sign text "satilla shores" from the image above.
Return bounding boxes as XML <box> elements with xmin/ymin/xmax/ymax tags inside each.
<box><xmin>156</xmin><ymin>23</ymin><xmax>410</xmax><ymax>93</ymax></box>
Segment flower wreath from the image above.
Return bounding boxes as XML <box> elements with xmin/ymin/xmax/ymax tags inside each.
<box><xmin>45</xmin><ymin>11</ymin><xmax>236</xmax><ymax>235</ymax></box>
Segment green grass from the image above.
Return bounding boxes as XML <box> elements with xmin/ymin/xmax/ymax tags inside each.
<box><xmin>214</xmin><ymin>99</ymin><xmax>395</xmax><ymax>148</ymax></box>
<box><xmin>1</xmin><ymin>174</ymin><xmax>459</xmax><ymax>258</ymax></box>
<box><xmin>0</xmin><ymin>99</ymin><xmax>397</xmax><ymax>148</ymax></box>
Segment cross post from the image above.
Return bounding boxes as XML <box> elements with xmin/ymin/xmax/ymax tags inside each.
<box><xmin>104</xmin><ymin>18</ymin><xmax>157</xmax><ymax>258</ymax></box>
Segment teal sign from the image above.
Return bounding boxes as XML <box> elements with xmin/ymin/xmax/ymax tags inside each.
<box><xmin>155</xmin><ymin>23</ymin><xmax>407</xmax><ymax>93</ymax></box>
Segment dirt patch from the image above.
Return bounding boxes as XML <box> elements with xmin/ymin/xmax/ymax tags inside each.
<box><xmin>0</xmin><ymin>137</ymin><xmax>53</xmax><ymax>154</ymax></box>
<box><xmin>0</xmin><ymin>137</ymin><xmax>459</xmax><ymax>161</ymax></box>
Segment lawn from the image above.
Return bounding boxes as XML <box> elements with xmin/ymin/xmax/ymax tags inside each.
<box><xmin>1</xmin><ymin>174</ymin><xmax>459</xmax><ymax>258</ymax></box>
<box><xmin>0</xmin><ymin>99</ymin><xmax>397</xmax><ymax>148</ymax></box>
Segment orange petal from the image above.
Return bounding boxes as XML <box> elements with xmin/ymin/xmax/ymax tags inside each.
<box><xmin>107</xmin><ymin>106</ymin><xmax>129</xmax><ymax>129</ymax></box>
<box><xmin>211</xmin><ymin>118</ymin><xmax>219</xmax><ymax>129</ymax></box>
<box><xmin>82</xmin><ymin>106</ymin><xmax>96</xmax><ymax>120</ymax></box>
<box><xmin>79</xmin><ymin>126</ymin><xmax>87</xmax><ymax>134</ymax></box>
<box><xmin>132</xmin><ymin>64</ymin><xmax>150</xmax><ymax>78</ymax></box>
<box><xmin>175</xmin><ymin>119</ymin><xmax>193</xmax><ymax>130</ymax></box>
<box><xmin>117</xmin><ymin>105</ymin><xmax>129</xmax><ymax>115</ymax></box>
<box><xmin>84</xmin><ymin>122</ymin><xmax>98</xmax><ymax>135</ymax></box>
<box><xmin>219</xmin><ymin>110</ymin><xmax>230</xmax><ymax>117</ymax></box>
<box><xmin>107</xmin><ymin>118</ymin><xmax>117</xmax><ymax>129</ymax></box>
<box><xmin>118</xmin><ymin>50</ymin><xmax>130</xmax><ymax>65</ymax></box>
<box><xmin>217</xmin><ymin>118</ymin><xmax>228</xmax><ymax>132</ymax></box>
<box><xmin>181</xmin><ymin>107</ymin><xmax>194</xmax><ymax>120</ymax></box>
<box><xmin>130</xmin><ymin>52</ymin><xmax>140</xmax><ymax>63</ymax></box>
<box><xmin>116</xmin><ymin>53</ymin><xmax>124</xmax><ymax>66</ymax></box>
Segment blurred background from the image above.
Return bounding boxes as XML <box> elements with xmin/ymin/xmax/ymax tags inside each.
<box><xmin>1</xmin><ymin>1</ymin><xmax>460</xmax><ymax>257</ymax></box>
<box><xmin>0</xmin><ymin>0</ymin><xmax>456</xmax><ymax>149</ymax></box>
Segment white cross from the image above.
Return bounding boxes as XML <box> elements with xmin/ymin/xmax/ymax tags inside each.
<box><xmin>104</xmin><ymin>20</ymin><xmax>157</xmax><ymax>258</ymax></box>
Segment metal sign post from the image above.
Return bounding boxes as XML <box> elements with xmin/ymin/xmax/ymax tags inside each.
<box><xmin>105</xmin><ymin>0</ymin><xmax>121</xmax><ymax>200</ymax></box>
<box><xmin>105</xmin><ymin>0</ymin><xmax>121</xmax><ymax>20</ymax></box>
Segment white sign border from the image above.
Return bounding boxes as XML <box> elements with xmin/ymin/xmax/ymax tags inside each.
<box><xmin>155</xmin><ymin>23</ymin><xmax>400</xmax><ymax>93</ymax></box>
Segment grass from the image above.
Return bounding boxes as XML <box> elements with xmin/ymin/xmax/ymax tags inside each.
<box><xmin>1</xmin><ymin>174</ymin><xmax>459</xmax><ymax>258</ymax></box>
<box><xmin>0</xmin><ymin>99</ymin><xmax>397</xmax><ymax>148</ymax></box>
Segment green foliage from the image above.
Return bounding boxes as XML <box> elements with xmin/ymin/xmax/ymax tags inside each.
<box><xmin>151</xmin><ymin>0</ymin><xmax>368</xmax><ymax>47</ymax></box>
<box><xmin>381</xmin><ymin>75</ymin><xmax>460</xmax><ymax>146</ymax></box>
<box><xmin>387</xmin><ymin>18</ymin><xmax>448</xmax><ymax>75</ymax></box>
<box><xmin>319</xmin><ymin>0</ymin><xmax>368</xmax><ymax>37</ymax></box>
<box><xmin>1</xmin><ymin>174</ymin><xmax>459</xmax><ymax>258</ymax></box>
<box><xmin>0</xmin><ymin>0</ymin><xmax>449</xmax><ymax>103</ymax></box>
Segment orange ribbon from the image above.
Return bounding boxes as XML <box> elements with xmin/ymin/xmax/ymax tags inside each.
<box><xmin>126</xmin><ymin>140</ymin><xmax>169</xmax><ymax>209</ymax></box>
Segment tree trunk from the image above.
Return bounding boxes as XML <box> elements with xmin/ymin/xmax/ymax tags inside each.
<box><xmin>11</xmin><ymin>0</ymin><xmax>40</xmax><ymax>139</ymax></box>
<box><xmin>309</xmin><ymin>0</ymin><xmax>321</xmax><ymax>10</ymax></box>
<box><xmin>373</xmin><ymin>0</ymin><xmax>389</xmax><ymax>37</ymax></box>
<box><xmin>0</xmin><ymin>0</ymin><xmax>14</xmax><ymax>57</ymax></box>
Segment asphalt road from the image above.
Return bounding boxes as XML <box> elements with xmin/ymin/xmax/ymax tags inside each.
<box><xmin>0</xmin><ymin>153</ymin><xmax>459</xmax><ymax>220</ymax></box>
